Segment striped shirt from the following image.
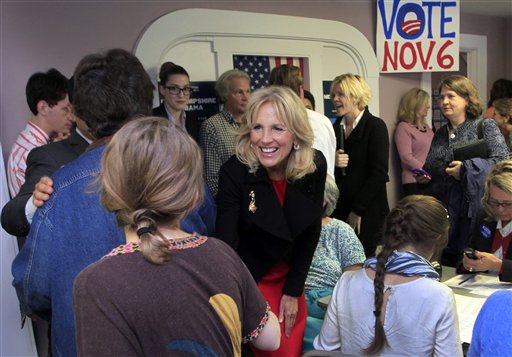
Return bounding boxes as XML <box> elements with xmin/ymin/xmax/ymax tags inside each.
<box><xmin>7</xmin><ymin>121</ymin><xmax>49</xmax><ymax>197</ymax></box>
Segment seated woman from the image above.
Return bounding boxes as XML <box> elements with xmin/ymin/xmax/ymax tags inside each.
<box><xmin>303</xmin><ymin>174</ymin><xmax>366</xmax><ymax>351</ymax></box>
<box><xmin>462</xmin><ymin>160</ymin><xmax>512</xmax><ymax>282</ymax></box>
<box><xmin>216</xmin><ymin>86</ymin><xmax>327</xmax><ymax>356</ymax></box>
<box><xmin>313</xmin><ymin>195</ymin><xmax>462</xmax><ymax>356</ymax></box>
<box><xmin>73</xmin><ymin>117</ymin><xmax>280</xmax><ymax>356</ymax></box>
<box><xmin>468</xmin><ymin>290</ymin><xmax>512</xmax><ymax>357</ymax></box>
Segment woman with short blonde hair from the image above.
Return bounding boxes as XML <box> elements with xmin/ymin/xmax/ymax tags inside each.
<box><xmin>330</xmin><ymin>73</ymin><xmax>389</xmax><ymax>257</ymax></box>
<box><xmin>463</xmin><ymin>160</ymin><xmax>512</xmax><ymax>282</ymax></box>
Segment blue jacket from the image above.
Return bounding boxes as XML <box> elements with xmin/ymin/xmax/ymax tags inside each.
<box><xmin>12</xmin><ymin>144</ymin><xmax>216</xmax><ymax>357</ymax></box>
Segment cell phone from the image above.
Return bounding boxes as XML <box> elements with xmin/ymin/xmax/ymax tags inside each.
<box><xmin>464</xmin><ymin>248</ymin><xmax>478</xmax><ymax>260</ymax></box>
<box><xmin>411</xmin><ymin>167</ymin><xmax>431</xmax><ymax>177</ymax></box>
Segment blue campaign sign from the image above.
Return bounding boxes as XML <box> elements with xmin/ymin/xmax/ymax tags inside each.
<box><xmin>323</xmin><ymin>80</ymin><xmax>337</xmax><ymax>124</ymax></box>
<box><xmin>187</xmin><ymin>81</ymin><xmax>220</xmax><ymax>124</ymax></box>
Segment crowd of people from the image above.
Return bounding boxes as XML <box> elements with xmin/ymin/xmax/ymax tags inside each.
<box><xmin>2</xmin><ymin>47</ymin><xmax>512</xmax><ymax>356</ymax></box>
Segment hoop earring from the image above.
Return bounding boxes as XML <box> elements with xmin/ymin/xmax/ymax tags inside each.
<box><xmin>293</xmin><ymin>143</ymin><xmax>300</xmax><ymax>150</ymax></box>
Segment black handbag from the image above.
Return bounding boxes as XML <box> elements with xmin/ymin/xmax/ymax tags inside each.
<box><xmin>452</xmin><ymin>119</ymin><xmax>488</xmax><ymax>161</ymax></box>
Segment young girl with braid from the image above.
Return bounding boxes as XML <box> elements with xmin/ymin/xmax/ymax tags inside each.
<box><xmin>313</xmin><ymin>195</ymin><xmax>462</xmax><ymax>356</ymax></box>
<box><xmin>73</xmin><ymin>117</ymin><xmax>281</xmax><ymax>356</ymax></box>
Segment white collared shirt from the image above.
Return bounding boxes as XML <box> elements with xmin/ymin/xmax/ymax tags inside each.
<box><xmin>341</xmin><ymin>108</ymin><xmax>365</xmax><ymax>132</ymax></box>
<box><xmin>164</xmin><ymin>104</ymin><xmax>186</xmax><ymax>130</ymax></box>
<box><xmin>493</xmin><ymin>220</ymin><xmax>512</xmax><ymax>260</ymax></box>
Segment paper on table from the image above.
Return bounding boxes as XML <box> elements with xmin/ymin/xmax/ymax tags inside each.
<box><xmin>453</xmin><ymin>294</ymin><xmax>486</xmax><ymax>344</ymax></box>
<box><xmin>444</xmin><ymin>274</ymin><xmax>512</xmax><ymax>297</ymax></box>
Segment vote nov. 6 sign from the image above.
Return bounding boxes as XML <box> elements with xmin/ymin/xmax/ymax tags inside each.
<box><xmin>377</xmin><ymin>0</ymin><xmax>460</xmax><ymax>73</ymax></box>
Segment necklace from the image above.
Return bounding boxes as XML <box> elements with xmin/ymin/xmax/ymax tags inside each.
<box><xmin>105</xmin><ymin>234</ymin><xmax>207</xmax><ymax>257</ymax></box>
<box><xmin>168</xmin><ymin>234</ymin><xmax>207</xmax><ymax>250</ymax></box>
<box><xmin>415</xmin><ymin>125</ymin><xmax>428</xmax><ymax>133</ymax></box>
<box><xmin>447</xmin><ymin>122</ymin><xmax>457</xmax><ymax>140</ymax></box>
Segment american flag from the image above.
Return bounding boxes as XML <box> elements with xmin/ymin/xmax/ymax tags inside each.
<box><xmin>233</xmin><ymin>55</ymin><xmax>306</xmax><ymax>90</ymax></box>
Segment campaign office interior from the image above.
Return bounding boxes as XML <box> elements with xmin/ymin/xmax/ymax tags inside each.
<box><xmin>1</xmin><ymin>1</ymin><xmax>512</xmax><ymax>355</ymax></box>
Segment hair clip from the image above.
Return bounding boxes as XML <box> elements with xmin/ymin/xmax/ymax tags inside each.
<box><xmin>136</xmin><ymin>226</ymin><xmax>153</xmax><ymax>237</ymax></box>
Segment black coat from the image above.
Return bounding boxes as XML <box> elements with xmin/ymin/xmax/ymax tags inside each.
<box><xmin>1</xmin><ymin>129</ymin><xmax>89</xmax><ymax>236</ymax></box>
<box><xmin>332</xmin><ymin>108</ymin><xmax>390</xmax><ymax>256</ymax></box>
<box><xmin>216</xmin><ymin>150</ymin><xmax>327</xmax><ymax>297</ymax></box>
<box><xmin>152</xmin><ymin>103</ymin><xmax>199</xmax><ymax>142</ymax></box>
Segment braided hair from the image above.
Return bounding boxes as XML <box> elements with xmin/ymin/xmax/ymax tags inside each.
<box><xmin>100</xmin><ymin>117</ymin><xmax>204</xmax><ymax>265</ymax></box>
<box><xmin>363</xmin><ymin>195</ymin><xmax>449</xmax><ymax>355</ymax></box>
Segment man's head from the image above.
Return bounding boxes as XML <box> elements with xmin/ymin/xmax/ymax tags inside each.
<box><xmin>26</xmin><ymin>68</ymin><xmax>72</xmax><ymax>136</ymax></box>
<box><xmin>215</xmin><ymin>69</ymin><xmax>251</xmax><ymax>119</ymax></box>
<box><xmin>268</xmin><ymin>64</ymin><xmax>303</xmax><ymax>97</ymax></box>
<box><xmin>73</xmin><ymin>49</ymin><xmax>154</xmax><ymax>139</ymax></box>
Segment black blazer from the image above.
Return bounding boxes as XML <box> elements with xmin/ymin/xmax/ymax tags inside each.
<box><xmin>1</xmin><ymin>129</ymin><xmax>89</xmax><ymax>236</ymax></box>
<box><xmin>332</xmin><ymin>108</ymin><xmax>390</xmax><ymax>256</ymax></box>
<box><xmin>469</xmin><ymin>210</ymin><xmax>512</xmax><ymax>282</ymax></box>
<box><xmin>216</xmin><ymin>150</ymin><xmax>327</xmax><ymax>297</ymax></box>
<box><xmin>152</xmin><ymin>103</ymin><xmax>199</xmax><ymax>142</ymax></box>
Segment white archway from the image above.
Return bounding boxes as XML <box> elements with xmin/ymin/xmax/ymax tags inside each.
<box><xmin>134</xmin><ymin>8</ymin><xmax>381</xmax><ymax>115</ymax></box>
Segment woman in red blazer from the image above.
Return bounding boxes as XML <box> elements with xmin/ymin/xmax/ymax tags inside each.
<box><xmin>217</xmin><ymin>85</ymin><xmax>327</xmax><ymax>357</ymax></box>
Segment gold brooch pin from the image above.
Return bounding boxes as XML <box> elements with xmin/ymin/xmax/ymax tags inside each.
<box><xmin>249</xmin><ymin>190</ymin><xmax>257</xmax><ymax>213</ymax></box>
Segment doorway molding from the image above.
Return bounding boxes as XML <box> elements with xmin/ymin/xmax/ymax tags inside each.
<box><xmin>134</xmin><ymin>8</ymin><xmax>381</xmax><ymax>114</ymax></box>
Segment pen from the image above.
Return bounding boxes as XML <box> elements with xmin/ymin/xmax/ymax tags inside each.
<box><xmin>458</xmin><ymin>274</ymin><xmax>476</xmax><ymax>286</ymax></box>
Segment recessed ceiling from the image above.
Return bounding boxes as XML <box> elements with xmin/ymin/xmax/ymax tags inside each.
<box><xmin>460</xmin><ymin>0</ymin><xmax>512</xmax><ymax>19</ymax></box>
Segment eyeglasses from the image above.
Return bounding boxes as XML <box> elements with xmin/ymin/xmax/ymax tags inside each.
<box><xmin>165</xmin><ymin>85</ymin><xmax>192</xmax><ymax>96</ymax></box>
<box><xmin>487</xmin><ymin>199</ymin><xmax>512</xmax><ymax>210</ymax></box>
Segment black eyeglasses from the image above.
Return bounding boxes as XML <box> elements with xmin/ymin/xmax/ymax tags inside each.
<box><xmin>165</xmin><ymin>85</ymin><xmax>192</xmax><ymax>95</ymax></box>
<box><xmin>487</xmin><ymin>199</ymin><xmax>512</xmax><ymax>210</ymax></box>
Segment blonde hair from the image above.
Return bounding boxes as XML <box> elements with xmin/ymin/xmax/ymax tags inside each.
<box><xmin>330</xmin><ymin>73</ymin><xmax>372</xmax><ymax>111</ymax></box>
<box><xmin>438</xmin><ymin>75</ymin><xmax>483</xmax><ymax>119</ymax></box>
<box><xmin>482</xmin><ymin>160</ymin><xmax>512</xmax><ymax>220</ymax></box>
<box><xmin>100</xmin><ymin>117</ymin><xmax>204</xmax><ymax>264</ymax></box>
<box><xmin>235</xmin><ymin>86</ymin><xmax>315</xmax><ymax>181</ymax></box>
<box><xmin>397</xmin><ymin>88</ymin><xmax>430</xmax><ymax>125</ymax></box>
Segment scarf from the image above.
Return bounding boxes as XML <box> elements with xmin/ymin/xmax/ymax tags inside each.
<box><xmin>363</xmin><ymin>250</ymin><xmax>440</xmax><ymax>281</ymax></box>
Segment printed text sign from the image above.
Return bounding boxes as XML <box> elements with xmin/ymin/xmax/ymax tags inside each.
<box><xmin>377</xmin><ymin>0</ymin><xmax>459</xmax><ymax>73</ymax></box>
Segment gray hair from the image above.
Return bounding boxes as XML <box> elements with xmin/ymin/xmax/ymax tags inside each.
<box><xmin>215</xmin><ymin>69</ymin><xmax>251</xmax><ymax>104</ymax></box>
<box><xmin>323</xmin><ymin>175</ymin><xmax>339</xmax><ymax>217</ymax></box>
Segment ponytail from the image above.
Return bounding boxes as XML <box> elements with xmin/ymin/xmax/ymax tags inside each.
<box><xmin>134</xmin><ymin>212</ymin><xmax>171</xmax><ymax>265</ymax></box>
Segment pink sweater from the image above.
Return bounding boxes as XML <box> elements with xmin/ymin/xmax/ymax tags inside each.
<box><xmin>394</xmin><ymin>122</ymin><xmax>434</xmax><ymax>184</ymax></box>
